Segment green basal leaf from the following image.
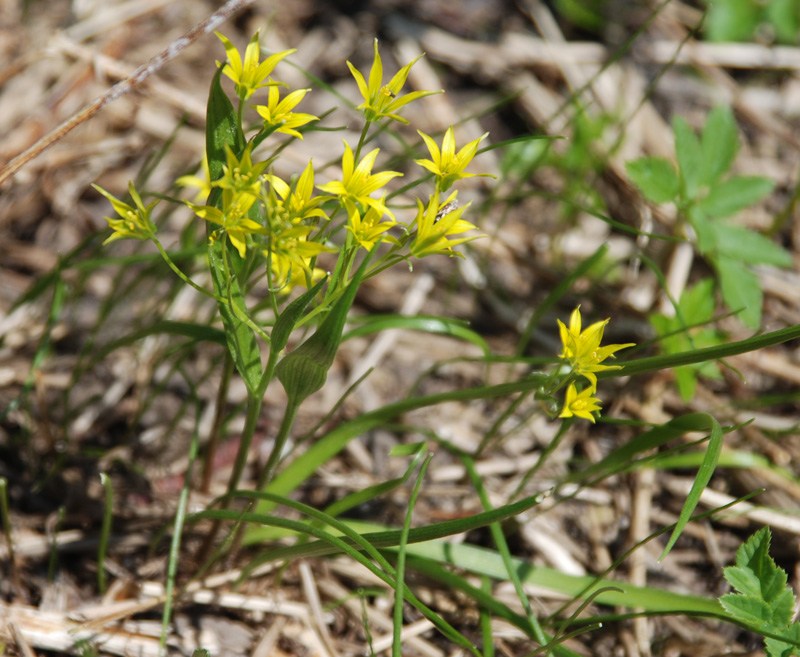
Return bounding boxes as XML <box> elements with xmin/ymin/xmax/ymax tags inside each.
<box><xmin>700</xmin><ymin>106</ymin><xmax>739</xmax><ymax>186</ymax></box>
<box><xmin>626</xmin><ymin>156</ymin><xmax>680</xmax><ymax>204</ymax></box>
<box><xmin>271</xmin><ymin>277</ymin><xmax>328</xmax><ymax>359</ymax></box>
<box><xmin>714</xmin><ymin>224</ymin><xmax>793</xmax><ymax>267</ymax></box>
<box><xmin>674</xmin><ymin>115</ymin><xmax>703</xmax><ymax>201</ymax></box>
<box><xmin>698</xmin><ymin>175</ymin><xmax>775</xmax><ymax>219</ymax></box>
<box><xmin>205</xmin><ymin>67</ymin><xmax>261</xmax><ymax>395</ymax></box>
<box><xmin>714</xmin><ymin>254</ymin><xmax>763</xmax><ymax>329</ymax></box>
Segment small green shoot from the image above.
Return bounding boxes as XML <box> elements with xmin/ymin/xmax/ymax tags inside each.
<box><xmin>650</xmin><ymin>278</ymin><xmax>725</xmax><ymax>400</ymax></box>
<box><xmin>627</xmin><ymin>106</ymin><xmax>792</xmax><ymax>329</ymax></box>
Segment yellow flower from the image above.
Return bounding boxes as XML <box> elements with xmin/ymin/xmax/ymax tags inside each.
<box><xmin>415</xmin><ymin>127</ymin><xmax>495</xmax><ymax>192</ymax></box>
<box><xmin>186</xmin><ymin>190</ymin><xmax>264</xmax><ymax>258</ymax></box>
<box><xmin>176</xmin><ymin>154</ymin><xmax>212</xmax><ymax>203</ymax></box>
<box><xmin>212</xmin><ymin>144</ymin><xmax>268</xmax><ymax>198</ymax></box>
<box><xmin>559</xmin><ymin>383</ymin><xmax>602</xmax><ymax>423</ymax></box>
<box><xmin>215</xmin><ymin>31</ymin><xmax>295</xmax><ymax>101</ymax></box>
<box><xmin>317</xmin><ymin>142</ymin><xmax>402</xmax><ymax>219</ymax></box>
<box><xmin>410</xmin><ymin>192</ymin><xmax>480</xmax><ymax>258</ymax></box>
<box><xmin>267</xmin><ymin>161</ymin><xmax>329</xmax><ymax>224</ymax></box>
<box><xmin>347</xmin><ymin>197</ymin><xmax>397</xmax><ymax>250</ymax></box>
<box><xmin>93</xmin><ymin>182</ymin><xmax>157</xmax><ymax>245</ymax></box>
<box><xmin>264</xmin><ymin>225</ymin><xmax>336</xmax><ymax>292</ymax></box>
<box><xmin>347</xmin><ymin>39</ymin><xmax>439</xmax><ymax>124</ymax></box>
<box><xmin>254</xmin><ymin>87</ymin><xmax>318</xmax><ymax>140</ymax></box>
<box><xmin>558</xmin><ymin>306</ymin><xmax>634</xmax><ymax>389</ymax></box>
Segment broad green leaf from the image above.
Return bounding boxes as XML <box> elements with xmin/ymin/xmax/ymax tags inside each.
<box><xmin>626</xmin><ymin>156</ymin><xmax>680</xmax><ymax>204</ymax></box>
<box><xmin>720</xmin><ymin>593</ymin><xmax>774</xmax><ymax>626</ymax></box>
<box><xmin>725</xmin><ymin>565</ymin><xmax>765</xmax><ymax>598</ymax></box>
<box><xmin>205</xmin><ymin>67</ymin><xmax>261</xmax><ymax>394</ymax></box>
<box><xmin>688</xmin><ymin>205</ymin><xmax>717</xmax><ymax>255</ymax></box>
<box><xmin>674</xmin><ymin>115</ymin><xmax>703</xmax><ymax>201</ymax></box>
<box><xmin>715</xmin><ymin>224</ymin><xmax>793</xmax><ymax>267</ymax></box>
<box><xmin>766</xmin><ymin>0</ymin><xmax>799</xmax><ymax>44</ymax></box>
<box><xmin>715</xmin><ymin>255</ymin><xmax>763</xmax><ymax>329</ymax></box>
<box><xmin>705</xmin><ymin>0</ymin><xmax>759</xmax><ymax>42</ymax></box>
<box><xmin>698</xmin><ymin>175</ymin><xmax>774</xmax><ymax>219</ymax></box>
<box><xmin>343</xmin><ymin>314</ymin><xmax>490</xmax><ymax>356</ymax></box>
<box><xmin>700</xmin><ymin>106</ymin><xmax>739</xmax><ymax>186</ymax></box>
<box><xmin>766</xmin><ymin>624</ymin><xmax>800</xmax><ymax>657</ymax></box>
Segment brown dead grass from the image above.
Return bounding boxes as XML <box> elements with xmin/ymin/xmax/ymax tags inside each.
<box><xmin>1</xmin><ymin>1</ymin><xmax>800</xmax><ymax>656</ymax></box>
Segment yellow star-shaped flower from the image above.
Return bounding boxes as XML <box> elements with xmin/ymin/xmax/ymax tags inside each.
<box><xmin>559</xmin><ymin>383</ymin><xmax>602</xmax><ymax>423</ymax></box>
<box><xmin>558</xmin><ymin>306</ymin><xmax>634</xmax><ymax>389</ymax></box>
<box><xmin>215</xmin><ymin>31</ymin><xmax>295</xmax><ymax>101</ymax></box>
<box><xmin>415</xmin><ymin>127</ymin><xmax>495</xmax><ymax>192</ymax></box>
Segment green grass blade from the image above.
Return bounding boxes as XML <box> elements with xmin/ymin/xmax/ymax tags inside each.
<box><xmin>343</xmin><ymin>314</ymin><xmax>490</xmax><ymax>356</ymax></box>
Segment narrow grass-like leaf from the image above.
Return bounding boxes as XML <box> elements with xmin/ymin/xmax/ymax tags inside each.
<box><xmin>97</xmin><ymin>473</ymin><xmax>113</xmax><ymax>595</ymax></box>
<box><xmin>255</xmin><ymin>375</ymin><xmax>548</xmax><ymax>515</ymax></box>
<box><xmin>342</xmin><ymin>314</ymin><xmax>490</xmax><ymax>356</ymax></box>
<box><xmin>660</xmin><ymin>413</ymin><xmax>723</xmax><ymax>559</ymax></box>
<box><xmin>393</xmin><ymin>450</ymin><xmax>432</xmax><ymax>657</ymax></box>
<box><xmin>603</xmin><ymin>322</ymin><xmax>800</xmax><ymax>379</ymax></box>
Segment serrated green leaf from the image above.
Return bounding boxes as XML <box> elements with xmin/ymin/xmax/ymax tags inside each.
<box><xmin>698</xmin><ymin>175</ymin><xmax>775</xmax><ymax>219</ymax></box>
<box><xmin>714</xmin><ymin>255</ymin><xmax>763</xmax><ymax>329</ymax></box>
<box><xmin>720</xmin><ymin>593</ymin><xmax>774</xmax><ymax>626</ymax></box>
<box><xmin>700</xmin><ymin>106</ymin><xmax>739</xmax><ymax>186</ymax></box>
<box><xmin>771</xmin><ymin>589</ymin><xmax>797</xmax><ymax>627</ymax></box>
<box><xmin>725</xmin><ymin>565</ymin><xmax>763</xmax><ymax>598</ymax></box>
<box><xmin>715</xmin><ymin>224</ymin><xmax>793</xmax><ymax>267</ymax></box>
<box><xmin>766</xmin><ymin>623</ymin><xmax>800</xmax><ymax>657</ymax></box>
<box><xmin>626</xmin><ymin>157</ymin><xmax>680</xmax><ymax>204</ymax></box>
<box><xmin>674</xmin><ymin>115</ymin><xmax>703</xmax><ymax>201</ymax></box>
<box><xmin>688</xmin><ymin>206</ymin><xmax>717</xmax><ymax>255</ymax></box>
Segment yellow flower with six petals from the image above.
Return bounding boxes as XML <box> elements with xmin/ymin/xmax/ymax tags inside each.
<box><xmin>559</xmin><ymin>383</ymin><xmax>602</xmax><ymax>423</ymax></box>
<box><xmin>254</xmin><ymin>87</ymin><xmax>318</xmax><ymax>140</ymax></box>
<box><xmin>415</xmin><ymin>127</ymin><xmax>495</xmax><ymax>192</ymax></box>
<box><xmin>215</xmin><ymin>31</ymin><xmax>295</xmax><ymax>101</ymax></box>
<box><xmin>317</xmin><ymin>142</ymin><xmax>402</xmax><ymax>219</ymax></box>
<box><xmin>92</xmin><ymin>182</ymin><xmax>157</xmax><ymax>245</ymax></box>
<box><xmin>347</xmin><ymin>39</ymin><xmax>439</xmax><ymax>124</ymax></box>
<box><xmin>558</xmin><ymin>306</ymin><xmax>634</xmax><ymax>390</ymax></box>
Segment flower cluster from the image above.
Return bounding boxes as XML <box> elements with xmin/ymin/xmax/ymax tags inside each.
<box><xmin>94</xmin><ymin>32</ymin><xmax>495</xmax><ymax>293</ymax></box>
<box><xmin>557</xmin><ymin>307</ymin><xmax>634</xmax><ymax>423</ymax></box>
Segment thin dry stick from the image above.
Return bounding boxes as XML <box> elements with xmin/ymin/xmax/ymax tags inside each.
<box><xmin>0</xmin><ymin>0</ymin><xmax>255</xmax><ymax>186</ymax></box>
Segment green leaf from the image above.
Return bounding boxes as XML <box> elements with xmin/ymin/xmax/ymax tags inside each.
<box><xmin>626</xmin><ymin>157</ymin><xmax>680</xmax><ymax>204</ymax></box>
<box><xmin>688</xmin><ymin>206</ymin><xmax>717</xmax><ymax>255</ymax></box>
<box><xmin>271</xmin><ymin>277</ymin><xmax>328</xmax><ymax>358</ymax></box>
<box><xmin>674</xmin><ymin>115</ymin><xmax>703</xmax><ymax>201</ymax></box>
<box><xmin>698</xmin><ymin>175</ymin><xmax>775</xmax><ymax>219</ymax></box>
<box><xmin>660</xmin><ymin>413</ymin><xmax>723</xmax><ymax>559</ymax></box>
<box><xmin>700</xmin><ymin>106</ymin><xmax>739</xmax><ymax>186</ymax></box>
<box><xmin>714</xmin><ymin>224</ymin><xmax>793</xmax><ymax>267</ymax></box>
<box><xmin>343</xmin><ymin>314</ymin><xmax>490</xmax><ymax>356</ymax></box>
<box><xmin>766</xmin><ymin>624</ymin><xmax>800</xmax><ymax>657</ymax></box>
<box><xmin>714</xmin><ymin>255</ymin><xmax>763</xmax><ymax>329</ymax></box>
<box><xmin>276</xmin><ymin>250</ymin><xmax>375</xmax><ymax>404</ymax></box>
<box><xmin>205</xmin><ymin>67</ymin><xmax>261</xmax><ymax>394</ymax></box>
<box><xmin>705</xmin><ymin>0</ymin><xmax>760</xmax><ymax>42</ymax></box>
<box><xmin>766</xmin><ymin>0</ymin><xmax>799</xmax><ymax>44</ymax></box>
<box><xmin>206</xmin><ymin>66</ymin><xmax>244</xmax><ymax>182</ymax></box>
<box><xmin>720</xmin><ymin>593</ymin><xmax>774</xmax><ymax>626</ymax></box>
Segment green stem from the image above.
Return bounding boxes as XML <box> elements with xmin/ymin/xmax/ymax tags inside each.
<box><xmin>151</xmin><ymin>236</ymin><xmax>222</xmax><ymax>301</ymax></box>
<box><xmin>353</xmin><ymin>122</ymin><xmax>372</xmax><ymax>163</ymax></box>
<box><xmin>256</xmin><ymin>396</ymin><xmax>301</xmax><ymax>491</ymax></box>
